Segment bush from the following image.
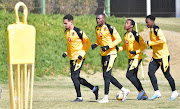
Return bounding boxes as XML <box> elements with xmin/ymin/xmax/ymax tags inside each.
<box><xmin>0</xmin><ymin>0</ymin><xmax>98</xmax><ymax>15</ymax></box>
<box><xmin>0</xmin><ymin>10</ymin><xmax>144</xmax><ymax>83</ymax></box>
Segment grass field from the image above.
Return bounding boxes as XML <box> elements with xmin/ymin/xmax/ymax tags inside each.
<box><xmin>0</xmin><ymin>72</ymin><xmax>179</xmax><ymax>109</ymax></box>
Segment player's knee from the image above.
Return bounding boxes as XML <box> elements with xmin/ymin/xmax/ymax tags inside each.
<box><xmin>148</xmin><ymin>71</ymin><xmax>154</xmax><ymax>78</ymax></box>
<box><xmin>78</xmin><ymin>77</ymin><xmax>84</xmax><ymax>83</ymax></box>
<box><xmin>103</xmin><ymin>72</ymin><xmax>111</xmax><ymax>79</ymax></box>
<box><xmin>126</xmin><ymin>73</ymin><xmax>131</xmax><ymax>80</ymax></box>
<box><xmin>165</xmin><ymin>74</ymin><xmax>174</xmax><ymax>81</ymax></box>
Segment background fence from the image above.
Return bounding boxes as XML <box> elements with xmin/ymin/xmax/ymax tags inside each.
<box><xmin>0</xmin><ymin>0</ymin><xmax>177</xmax><ymax>17</ymax></box>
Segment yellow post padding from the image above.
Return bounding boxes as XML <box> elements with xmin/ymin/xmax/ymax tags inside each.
<box><xmin>7</xmin><ymin>2</ymin><xmax>36</xmax><ymax>64</ymax></box>
<box><xmin>7</xmin><ymin>2</ymin><xmax>36</xmax><ymax>109</ymax></box>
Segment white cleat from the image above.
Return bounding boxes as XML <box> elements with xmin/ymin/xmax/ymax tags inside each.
<box><xmin>170</xmin><ymin>91</ymin><xmax>179</xmax><ymax>101</ymax></box>
<box><xmin>122</xmin><ymin>89</ymin><xmax>130</xmax><ymax>102</ymax></box>
<box><xmin>98</xmin><ymin>98</ymin><xmax>108</xmax><ymax>103</ymax></box>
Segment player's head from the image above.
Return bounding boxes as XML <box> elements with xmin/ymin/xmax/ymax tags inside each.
<box><xmin>63</xmin><ymin>14</ymin><xmax>73</xmax><ymax>29</ymax></box>
<box><xmin>125</xmin><ymin>19</ymin><xmax>135</xmax><ymax>31</ymax></box>
<box><xmin>145</xmin><ymin>15</ymin><xmax>155</xmax><ymax>28</ymax></box>
<box><xmin>96</xmin><ymin>14</ymin><xmax>105</xmax><ymax>27</ymax></box>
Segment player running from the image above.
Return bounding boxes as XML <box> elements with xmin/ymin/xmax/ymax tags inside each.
<box><xmin>117</xmin><ymin>19</ymin><xmax>148</xmax><ymax>100</ymax></box>
<box><xmin>62</xmin><ymin>14</ymin><xmax>99</xmax><ymax>102</ymax></box>
<box><xmin>91</xmin><ymin>14</ymin><xmax>130</xmax><ymax>103</ymax></box>
<box><xmin>145</xmin><ymin>15</ymin><xmax>179</xmax><ymax>100</ymax></box>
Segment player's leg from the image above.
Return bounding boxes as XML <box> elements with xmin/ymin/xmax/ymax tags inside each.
<box><xmin>98</xmin><ymin>55</ymin><xmax>129</xmax><ymax>103</ymax></box>
<box><xmin>75</xmin><ymin>59</ymin><xmax>99</xmax><ymax>100</ymax></box>
<box><xmin>126</xmin><ymin>59</ymin><xmax>147</xmax><ymax>100</ymax></box>
<box><xmin>98</xmin><ymin>55</ymin><xmax>110</xmax><ymax>103</ymax></box>
<box><xmin>148</xmin><ymin>58</ymin><xmax>161</xmax><ymax>100</ymax></box>
<box><xmin>78</xmin><ymin>77</ymin><xmax>99</xmax><ymax>100</ymax></box>
<box><xmin>108</xmin><ymin>55</ymin><xmax>130</xmax><ymax>102</ymax></box>
<box><xmin>161</xmin><ymin>56</ymin><xmax>178</xmax><ymax>100</ymax></box>
<box><xmin>70</xmin><ymin>60</ymin><xmax>83</xmax><ymax>102</ymax></box>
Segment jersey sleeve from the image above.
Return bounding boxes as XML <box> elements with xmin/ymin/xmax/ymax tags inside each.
<box><xmin>118</xmin><ymin>37</ymin><xmax>126</xmax><ymax>51</ymax></box>
<box><xmin>149</xmin><ymin>29</ymin><xmax>166</xmax><ymax>46</ymax></box>
<box><xmin>65</xmin><ymin>44</ymin><xmax>70</xmax><ymax>56</ymax></box>
<box><xmin>82</xmin><ymin>32</ymin><xmax>91</xmax><ymax>53</ymax></box>
<box><xmin>95</xmin><ymin>29</ymin><xmax>100</xmax><ymax>46</ymax></box>
<box><xmin>109</xmin><ymin>27</ymin><xmax>122</xmax><ymax>48</ymax></box>
<box><xmin>136</xmin><ymin>35</ymin><xmax>146</xmax><ymax>54</ymax></box>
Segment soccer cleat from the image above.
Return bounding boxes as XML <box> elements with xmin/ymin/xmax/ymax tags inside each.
<box><xmin>122</xmin><ymin>89</ymin><xmax>130</xmax><ymax>102</ymax></box>
<box><xmin>137</xmin><ymin>90</ymin><xmax>145</xmax><ymax>100</ymax></box>
<box><xmin>169</xmin><ymin>91</ymin><xmax>179</xmax><ymax>101</ymax></box>
<box><xmin>93</xmin><ymin>86</ymin><xmax>99</xmax><ymax>100</ymax></box>
<box><xmin>141</xmin><ymin>95</ymin><xmax>148</xmax><ymax>100</ymax></box>
<box><xmin>98</xmin><ymin>98</ymin><xmax>108</xmax><ymax>103</ymax></box>
<box><xmin>149</xmin><ymin>94</ymin><xmax>161</xmax><ymax>100</ymax></box>
<box><xmin>72</xmin><ymin>98</ymin><xmax>83</xmax><ymax>102</ymax></box>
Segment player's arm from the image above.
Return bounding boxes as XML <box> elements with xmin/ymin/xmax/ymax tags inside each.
<box><xmin>102</xmin><ymin>27</ymin><xmax>122</xmax><ymax>52</ymax></box>
<box><xmin>136</xmin><ymin>35</ymin><xmax>146</xmax><ymax>54</ymax></box>
<box><xmin>91</xmin><ymin>32</ymin><xmax>100</xmax><ymax>50</ymax></box>
<box><xmin>62</xmin><ymin>45</ymin><xmax>69</xmax><ymax>58</ymax></box>
<box><xmin>147</xmin><ymin>29</ymin><xmax>166</xmax><ymax>46</ymax></box>
<box><xmin>81</xmin><ymin>32</ymin><xmax>90</xmax><ymax>57</ymax></box>
<box><xmin>118</xmin><ymin>37</ymin><xmax>126</xmax><ymax>51</ymax></box>
<box><xmin>109</xmin><ymin>27</ymin><xmax>122</xmax><ymax>48</ymax></box>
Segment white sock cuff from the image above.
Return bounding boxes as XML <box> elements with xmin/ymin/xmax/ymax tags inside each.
<box><xmin>121</xmin><ymin>87</ymin><xmax>126</xmax><ymax>92</ymax></box>
<box><xmin>104</xmin><ymin>95</ymin><xmax>108</xmax><ymax>99</ymax></box>
<box><xmin>77</xmin><ymin>97</ymin><xmax>83</xmax><ymax>100</ymax></box>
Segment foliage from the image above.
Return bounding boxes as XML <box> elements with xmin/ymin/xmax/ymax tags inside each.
<box><xmin>0</xmin><ymin>10</ymin><xmax>144</xmax><ymax>82</ymax></box>
<box><xmin>0</xmin><ymin>0</ymin><xmax>98</xmax><ymax>15</ymax></box>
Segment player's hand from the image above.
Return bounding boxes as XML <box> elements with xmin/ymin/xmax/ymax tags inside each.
<box><xmin>62</xmin><ymin>52</ymin><xmax>67</xmax><ymax>58</ymax></box>
<box><xmin>91</xmin><ymin>44</ymin><xmax>97</xmax><ymax>50</ymax></box>
<box><xmin>101</xmin><ymin>46</ymin><xmax>109</xmax><ymax>52</ymax></box>
<box><xmin>146</xmin><ymin>41</ymin><xmax>149</xmax><ymax>46</ymax></box>
<box><xmin>146</xmin><ymin>41</ymin><xmax>152</xmax><ymax>49</ymax></box>
<box><xmin>129</xmin><ymin>51</ymin><xmax>136</xmax><ymax>54</ymax></box>
<box><xmin>78</xmin><ymin>55</ymin><xmax>82</xmax><ymax>60</ymax></box>
<box><xmin>115</xmin><ymin>46</ymin><xmax>119</xmax><ymax>51</ymax></box>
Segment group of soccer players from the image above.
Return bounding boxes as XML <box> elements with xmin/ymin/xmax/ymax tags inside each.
<box><xmin>62</xmin><ymin>14</ymin><xmax>179</xmax><ymax>103</ymax></box>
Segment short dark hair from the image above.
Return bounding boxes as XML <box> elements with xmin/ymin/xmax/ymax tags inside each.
<box><xmin>97</xmin><ymin>13</ymin><xmax>105</xmax><ymax>17</ymax></box>
<box><xmin>146</xmin><ymin>15</ymin><xmax>155</xmax><ymax>21</ymax></box>
<box><xmin>127</xmin><ymin>19</ymin><xmax>135</xmax><ymax>27</ymax></box>
<box><xmin>63</xmin><ymin>14</ymin><xmax>73</xmax><ymax>21</ymax></box>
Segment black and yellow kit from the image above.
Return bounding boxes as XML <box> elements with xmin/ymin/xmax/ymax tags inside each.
<box><xmin>95</xmin><ymin>23</ymin><xmax>122</xmax><ymax>56</ymax></box>
<box><xmin>148</xmin><ymin>25</ymin><xmax>176</xmax><ymax>92</ymax></box>
<box><xmin>65</xmin><ymin>27</ymin><xmax>90</xmax><ymax>60</ymax></box>
<box><xmin>95</xmin><ymin>23</ymin><xmax>123</xmax><ymax>95</ymax></box>
<box><xmin>119</xmin><ymin>30</ymin><xmax>146</xmax><ymax>92</ymax></box>
<box><xmin>119</xmin><ymin>30</ymin><xmax>146</xmax><ymax>60</ymax></box>
<box><xmin>64</xmin><ymin>27</ymin><xmax>94</xmax><ymax>97</ymax></box>
<box><xmin>148</xmin><ymin>25</ymin><xmax>169</xmax><ymax>59</ymax></box>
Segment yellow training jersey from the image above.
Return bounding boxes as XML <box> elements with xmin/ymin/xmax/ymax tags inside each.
<box><xmin>148</xmin><ymin>25</ymin><xmax>169</xmax><ymax>59</ymax></box>
<box><xmin>95</xmin><ymin>23</ymin><xmax>121</xmax><ymax>56</ymax></box>
<box><xmin>119</xmin><ymin>30</ymin><xmax>146</xmax><ymax>59</ymax></box>
<box><xmin>64</xmin><ymin>27</ymin><xmax>91</xmax><ymax>60</ymax></box>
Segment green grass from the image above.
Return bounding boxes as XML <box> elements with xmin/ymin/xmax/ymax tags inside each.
<box><xmin>0</xmin><ymin>10</ymin><xmax>144</xmax><ymax>82</ymax></box>
<box><xmin>0</xmin><ymin>74</ymin><xmax>179</xmax><ymax>109</ymax></box>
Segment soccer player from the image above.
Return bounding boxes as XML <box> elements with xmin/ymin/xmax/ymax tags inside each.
<box><xmin>91</xmin><ymin>14</ymin><xmax>130</xmax><ymax>103</ymax></box>
<box><xmin>62</xmin><ymin>14</ymin><xmax>99</xmax><ymax>102</ymax></box>
<box><xmin>117</xmin><ymin>19</ymin><xmax>148</xmax><ymax>100</ymax></box>
<box><xmin>145</xmin><ymin>15</ymin><xmax>179</xmax><ymax>100</ymax></box>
